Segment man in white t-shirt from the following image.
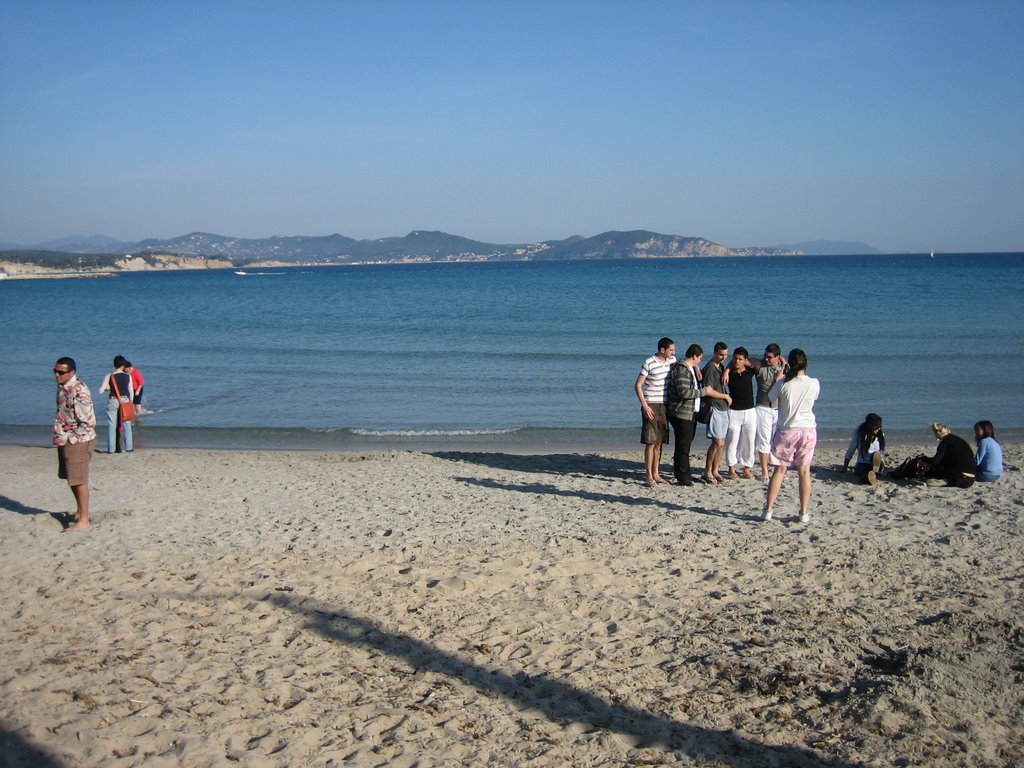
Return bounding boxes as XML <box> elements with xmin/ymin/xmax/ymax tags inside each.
<box><xmin>635</xmin><ymin>337</ymin><xmax>676</xmax><ymax>486</ymax></box>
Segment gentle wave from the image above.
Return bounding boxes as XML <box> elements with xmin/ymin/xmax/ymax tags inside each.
<box><xmin>348</xmin><ymin>427</ymin><xmax>522</xmax><ymax>437</ymax></box>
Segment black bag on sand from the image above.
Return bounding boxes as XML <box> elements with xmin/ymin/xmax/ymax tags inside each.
<box><xmin>890</xmin><ymin>457</ymin><xmax>925</xmax><ymax>481</ymax></box>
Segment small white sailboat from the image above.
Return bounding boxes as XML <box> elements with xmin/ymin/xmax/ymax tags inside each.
<box><xmin>929</xmin><ymin>249</ymin><xmax>935</xmax><ymax>259</ymax></box>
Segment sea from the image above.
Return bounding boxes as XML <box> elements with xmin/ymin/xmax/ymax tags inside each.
<box><xmin>2</xmin><ymin>253</ymin><xmax>1022</xmax><ymax>452</ymax></box>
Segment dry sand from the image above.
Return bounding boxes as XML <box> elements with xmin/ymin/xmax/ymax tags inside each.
<box><xmin>1</xmin><ymin>443</ymin><xmax>1021</xmax><ymax>767</ymax></box>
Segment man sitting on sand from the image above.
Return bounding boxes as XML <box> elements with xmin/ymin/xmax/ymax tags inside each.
<box><xmin>52</xmin><ymin>357</ymin><xmax>96</xmax><ymax>531</ymax></box>
<box><xmin>635</xmin><ymin>337</ymin><xmax>676</xmax><ymax>486</ymax></box>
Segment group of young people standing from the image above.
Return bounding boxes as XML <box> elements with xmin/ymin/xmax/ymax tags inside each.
<box><xmin>635</xmin><ymin>338</ymin><xmax>820</xmax><ymax>523</ymax></box>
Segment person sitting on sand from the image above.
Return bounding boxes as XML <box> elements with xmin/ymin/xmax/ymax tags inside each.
<box><xmin>974</xmin><ymin>421</ymin><xmax>1003</xmax><ymax>482</ymax></box>
<box><xmin>843</xmin><ymin>413</ymin><xmax>885</xmax><ymax>485</ymax></box>
<box><xmin>890</xmin><ymin>422</ymin><xmax>977</xmax><ymax>488</ymax></box>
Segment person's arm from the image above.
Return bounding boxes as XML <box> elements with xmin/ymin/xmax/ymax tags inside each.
<box><xmin>767</xmin><ymin>369</ymin><xmax>786</xmax><ymax>405</ymax></box>
<box><xmin>670</xmin><ymin>366</ymin><xmax>699</xmax><ymax>401</ymax></box>
<box><xmin>99</xmin><ymin>373</ymin><xmax>111</xmax><ymax>393</ymax></box>
<box><xmin>975</xmin><ymin>439</ymin><xmax>988</xmax><ymax>469</ymax></box>
<box><xmin>703</xmin><ymin>386</ymin><xmax>732</xmax><ymax>406</ymax></box>
<box><xmin>73</xmin><ymin>386</ymin><xmax>96</xmax><ymax>436</ymax></box>
<box><xmin>843</xmin><ymin>432</ymin><xmax>859</xmax><ymax>470</ymax></box>
<box><xmin>635</xmin><ymin>374</ymin><xmax>653</xmax><ymax>421</ymax></box>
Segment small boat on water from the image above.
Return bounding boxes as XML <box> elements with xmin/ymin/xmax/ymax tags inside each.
<box><xmin>234</xmin><ymin>270</ymin><xmax>248</xmax><ymax>275</ymax></box>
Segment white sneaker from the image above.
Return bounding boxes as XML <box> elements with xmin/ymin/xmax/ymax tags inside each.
<box><xmin>761</xmin><ymin>507</ymin><xmax>773</xmax><ymax>521</ymax></box>
<box><xmin>799</xmin><ymin>512</ymin><xmax>810</xmax><ymax>523</ymax></box>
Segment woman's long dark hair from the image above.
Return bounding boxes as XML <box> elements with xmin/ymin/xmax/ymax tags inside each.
<box><xmin>974</xmin><ymin>420</ymin><xmax>996</xmax><ymax>443</ymax></box>
<box><xmin>858</xmin><ymin>413</ymin><xmax>885</xmax><ymax>455</ymax></box>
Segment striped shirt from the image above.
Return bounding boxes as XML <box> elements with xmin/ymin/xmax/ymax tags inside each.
<box><xmin>639</xmin><ymin>355</ymin><xmax>676</xmax><ymax>404</ymax></box>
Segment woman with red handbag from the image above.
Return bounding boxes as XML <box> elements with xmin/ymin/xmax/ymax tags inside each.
<box><xmin>99</xmin><ymin>355</ymin><xmax>135</xmax><ymax>453</ymax></box>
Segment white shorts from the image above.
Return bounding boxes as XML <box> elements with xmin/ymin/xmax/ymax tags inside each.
<box><xmin>755</xmin><ymin>405</ymin><xmax>778</xmax><ymax>454</ymax></box>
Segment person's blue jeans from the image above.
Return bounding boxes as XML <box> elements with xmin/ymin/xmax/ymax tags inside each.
<box><xmin>106</xmin><ymin>396</ymin><xmax>133</xmax><ymax>453</ymax></box>
<box><xmin>977</xmin><ymin>471</ymin><xmax>1001</xmax><ymax>482</ymax></box>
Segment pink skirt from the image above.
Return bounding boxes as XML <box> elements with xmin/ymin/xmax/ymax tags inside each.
<box><xmin>770</xmin><ymin>427</ymin><xmax>817</xmax><ymax>467</ymax></box>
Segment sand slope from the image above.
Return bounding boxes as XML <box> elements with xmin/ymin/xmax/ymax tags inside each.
<box><xmin>1</xmin><ymin>444</ymin><xmax>1021</xmax><ymax>767</ymax></box>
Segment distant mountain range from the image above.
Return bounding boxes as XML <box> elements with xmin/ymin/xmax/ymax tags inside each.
<box><xmin>0</xmin><ymin>230</ymin><xmax>882</xmax><ymax>266</ymax></box>
<box><xmin>770</xmin><ymin>239</ymin><xmax>881</xmax><ymax>255</ymax></box>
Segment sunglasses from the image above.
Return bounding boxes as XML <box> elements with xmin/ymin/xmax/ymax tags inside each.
<box><xmin>53</xmin><ymin>369</ymin><xmax>71</xmax><ymax>375</ymax></box>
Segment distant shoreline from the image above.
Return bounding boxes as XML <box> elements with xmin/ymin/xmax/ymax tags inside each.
<box><xmin>4</xmin><ymin>250</ymin><xmax>1020</xmax><ymax>281</ymax></box>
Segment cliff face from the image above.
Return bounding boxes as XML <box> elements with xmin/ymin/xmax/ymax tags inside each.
<box><xmin>115</xmin><ymin>254</ymin><xmax>234</xmax><ymax>271</ymax></box>
<box><xmin>632</xmin><ymin>236</ymin><xmax>732</xmax><ymax>258</ymax></box>
<box><xmin>533</xmin><ymin>231</ymin><xmax>740</xmax><ymax>260</ymax></box>
<box><xmin>0</xmin><ymin>253</ymin><xmax>234</xmax><ymax>279</ymax></box>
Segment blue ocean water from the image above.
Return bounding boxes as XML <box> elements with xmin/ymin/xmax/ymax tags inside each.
<box><xmin>2</xmin><ymin>254</ymin><xmax>1021</xmax><ymax>450</ymax></box>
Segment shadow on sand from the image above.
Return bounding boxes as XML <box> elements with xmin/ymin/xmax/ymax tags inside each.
<box><xmin>0</xmin><ymin>494</ymin><xmax>53</xmax><ymax>517</ymax></box>
<box><xmin>453</xmin><ymin>476</ymin><xmax>761</xmax><ymax>522</ymax></box>
<box><xmin>0</xmin><ymin>726</ymin><xmax>65</xmax><ymax>768</ymax></box>
<box><xmin>244</xmin><ymin>591</ymin><xmax>858</xmax><ymax>767</ymax></box>
<box><xmin>431</xmin><ymin>451</ymin><xmax>642</xmax><ymax>482</ymax></box>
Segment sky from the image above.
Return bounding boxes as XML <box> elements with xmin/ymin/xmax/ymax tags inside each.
<box><xmin>1</xmin><ymin>0</ymin><xmax>1022</xmax><ymax>252</ymax></box>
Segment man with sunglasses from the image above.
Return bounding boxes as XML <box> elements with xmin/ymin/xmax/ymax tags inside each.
<box><xmin>52</xmin><ymin>357</ymin><xmax>96</xmax><ymax>531</ymax></box>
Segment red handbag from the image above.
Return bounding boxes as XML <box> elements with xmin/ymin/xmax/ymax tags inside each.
<box><xmin>110</xmin><ymin>373</ymin><xmax>136</xmax><ymax>422</ymax></box>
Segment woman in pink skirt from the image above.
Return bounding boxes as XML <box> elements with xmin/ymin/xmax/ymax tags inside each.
<box><xmin>762</xmin><ymin>349</ymin><xmax>820</xmax><ymax>523</ymax></box>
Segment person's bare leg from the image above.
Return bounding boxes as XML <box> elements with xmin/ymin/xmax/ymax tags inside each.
<box><xmin>644</xmin><ymin>444</ymin><xmax>658</xmax><ymax>485</ymax></box>
<box><xmin>759</xmin><ymin>452</ymin><xmax>771</xmax><ymax>481</ymax></box>
<box><xmin>711</xmin><ymin>439</ymin><xmax>727</xmax><ymax>481</ymax></box>
<box><xmin>764</xmin><ymin>465</ymin><xmax>787</xmax><ymax>519</ymax></box>
<box><xmin>66</xmin><ymin>484</ymin><xmax>90</xmax><ymax>531</ymax></box>
<box><xmin>797</xmin><ymin>465</ymin><xmax>813</xmax><ymax>521</ymax></box>
<box><xmin>653</xmin><ymin>443</ymin><xmax>668</xmax><ymax>483</ymax></box>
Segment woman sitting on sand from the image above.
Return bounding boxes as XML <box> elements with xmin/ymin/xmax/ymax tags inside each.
<box><xmin>890</xmin><ymin>422</ymin><xmax>976</xmax><ymax>488</ymax></box>
<box><xmin>974</xmin><ymin>421</ymin><xmax>1003</xmax><ymax>482</ymax></box>
<box><xmin>843</xmin><ymin>412</ymin><xmax>885</xmax><ymax>485</ymax></box>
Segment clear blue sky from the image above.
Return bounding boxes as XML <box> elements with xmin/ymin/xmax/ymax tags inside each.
<box><xmin>1</xmin><ymin>0</ymin><xmax>1021</xmax><ymax>252</ymax></box>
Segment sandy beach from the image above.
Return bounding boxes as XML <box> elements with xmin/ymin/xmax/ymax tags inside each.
<box><xmin>1</xmin><ymin>443</ymin><xmax>1021</xmax><ymax>767</ymax></box>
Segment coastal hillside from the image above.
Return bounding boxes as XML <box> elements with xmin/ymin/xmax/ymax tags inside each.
<box><xmin>0</xmin><ymin>229</ymin><xmax>806</xmax><ymax>277</ymax></box>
